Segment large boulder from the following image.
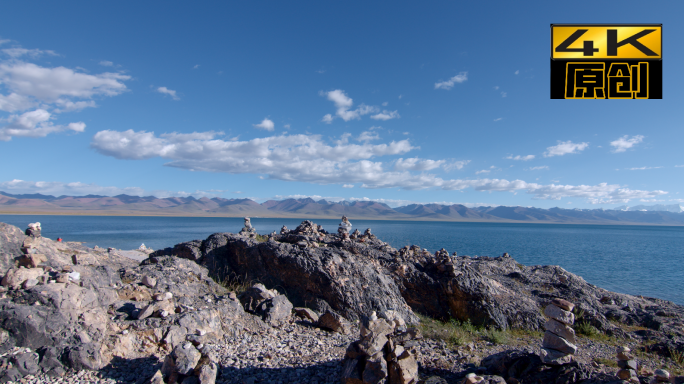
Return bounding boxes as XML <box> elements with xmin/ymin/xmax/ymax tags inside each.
<box><xmin>154</xmin><ymin>231</ymin><xmax>420</xmax><ymax>324</ymax></box>
<box><xmin>0</xmin><ymin>223</ymin><xmax>27</xmax><ymax>273</ymax></box>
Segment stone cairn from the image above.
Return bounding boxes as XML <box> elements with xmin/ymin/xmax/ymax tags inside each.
<box><xmin>540</xmin><ymin>298</ymin><xmax>577</xmax><ymax>365</ymax></box>
<box><xmin>239</xmin><ymin>217</ymin><xmax>257</xmax><ymax>237</ymax></box>
<box><xmin>25</xmin><ymin>222</ymin><xmax>41</xmax><ymax>238</ymax></box>
<box><xmin>341</xmin><ymin>310</ymin><xmax>421</xmax><ymax>384</ymax></box>
<box><xmin>338</xmin><ymin>215</ymin><xmax>352</xmax><ymax>240</ymax></box>
<box><xmin>151</xmin><ymin>342</ymin><xmax>218</xmax><ymax>384</ymax></box>
<box><xmin>615</xmin><ymin>346</ymin><xmax>639</xmax><ymax>383</ymax></box>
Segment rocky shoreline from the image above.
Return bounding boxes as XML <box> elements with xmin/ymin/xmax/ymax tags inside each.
<box><xmin>1</xmin><ymin>219</ymin><xmax>683</xmax><ymax>383</ymax></box>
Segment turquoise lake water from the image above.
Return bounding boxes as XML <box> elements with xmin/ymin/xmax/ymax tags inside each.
<box><xmin>1</xmin><ymin>214</ymin><xmax>683</xmax><ymax>305</ymax></box>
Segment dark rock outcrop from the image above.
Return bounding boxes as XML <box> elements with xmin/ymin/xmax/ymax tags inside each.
<box><xmin>0</xmin><ymin>222</ymin><xmax>261</xmax><ymax>381</ymax></box>
<box><xmin>151</xmin><ymin>220</ymin><xmax>684</xmax><ymax>337</ymax></box>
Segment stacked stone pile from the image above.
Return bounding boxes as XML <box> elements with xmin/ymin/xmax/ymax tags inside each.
<box><xmin>238</xmin><ymin>217</ymin><xmax>257</xmax><ymax>237</ymax></box>
<box><xmin>615</xmin><ymin>346</ymin><xmax>639</xmax><ymax>382</ymax></box>
<box><xmin>25</xmin><ymin>222</ymin><xmax>41</xmax><ymax>238</ymax></box>
<box><xmin>152</xmin><ymin>342</ymin><xmax>218</xmax><ymax>384</ymax></box>
<box><xmin>341</xmin><ymin>310</ymin><xmax>420</xmax><ymax>384</ymax></box>
<box><xmin>540</xmin><ymin>298</ymin><xmax>577</xmax><ymax>365</ymax></box>
<box><xmin>338</xmin><ymin>215</ymin><xmax>352</xmax><ymax>240</ymax></box>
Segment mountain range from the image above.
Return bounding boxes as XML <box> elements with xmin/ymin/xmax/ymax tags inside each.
<box><xmin>1</xmin><ymin>192</ymin><xmax>683</xmax><ymax>225</ymax></box>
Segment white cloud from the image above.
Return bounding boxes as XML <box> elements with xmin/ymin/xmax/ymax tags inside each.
<box><xmin>515</xmin><ymin>70</ymin><xmax>519</xmax><ymax>75</ymax></box>
<box><xmin>2</xmin><ymin>47</ymin><xmax>57</xmax><ymax>58</ymax></box>
<box><xmin>357</xmin><ymin>130</ymin><xmax>380</xmax><ymax>142</ymax></box>
<box><xmin>156</xmin><ymin>86</ymin><xmax>180</xmax><ymax>101</ymax></box>
<box><xmin>506</xmin><ymin>154</ymin><xmax>535</xmax><ymax>161</ymax></box>
<box><xmin>0</xmin><ymin>61</ymin><xmax>129</xmax><ymax>104</ymax></box>
<box><xmin>610</xmin><ymin>135</ymin><xmax>644</xmax><ymax>153</ymax></box>
<box><xmin>321</xmin><ymin>89</ymin><xmax>380</xmax><ymax>122</ymax></box>
<box><xmin>493</xmin><ymin>118</ymin><xmax>503</xmax><ymax>122</ymax></box>
<box><xmin>544</xmin><ymin>141</ymin><xmax>589</xmax><ymax>157</ymax></box>
<box><xmin>500</xmin><ymin>91</ymin><xmax>507</xmax><ymax>97</ymax></box>
<box><xmin>283</xmin><ymin>124</ymin><xmax>290</xmax><ymax>129</ymax></box>
<box><xmin>0</xmin><ymin>109</ymin><xmax>85</xmax><ymax>141</ymax></box>
<box><xmin>370</xmin><ymin>110</ymin><xmax>400</xmax><ymax>121</ymax></box>
<box><xmin>628</xmin><ymin>166</ymin><xmax>662</xmax><ymax>170</ymax></box>
<box><xmin>475</xmin><ymin>169</ymin><xmax>491</xmax><ymax>174</ymax></box>
<box><xmin>0</xmin><ymin>45</ymin><xmax>129</xmax><ymax>140</ymax></box>
<box><xmin>394</xmin><ymin>158</ymin><xmax>445</xmax><ymax>171</ymax></box>
<box><xmin>435</xmin><ymin>72</ymin><xmax>468</xmax><ymax>90</ymax></box>
<box><xmin>494</xmin><ymin>86</ymin><xmax>499</xmax><ymax>90</ymax></box>
<box><xmin>90</xmin><ymin>129</ymin><xmax>666</xmax><ymax>203</ymax></box>
<box><xmin>676</xmin><ymin>165</ymin><xmax>684</xmax><ymax>168</ymax></box>
<box><xmin>193</xmin><ymin>64</ymin><xmax>200</xmax><ymax>69</ymax></box>
<box><xmin>99</xmin><ymin>60</ymin><xmax>114</xmax><ymax>66</ymax></box>
<box><xmin>442</xmin><ymin>160</ymin><xmax>470</xmax><ymax>172</ymax></box>
<box><xmin>0</xmin><ymin>179</ymin><xmax>221</xmax><ymax>199</ymax></box>
<box><xmin>382</xmin><ymin>102</ymin><xmax>388</xmax><ymax>106</ymax></box>
<box><xmin>342</xmin><ymin>184</ymin><xmax>354</xmax><ymax>188</ymax></box>
<box><xmin>528</xmin><ymin>166</ymin><xmax>549</xmax><ymax>170</ymax></box>
<box><xmin>253</xmin><ymin>118</ymin><xmax>275</xmax><ymax>131</ymax></box>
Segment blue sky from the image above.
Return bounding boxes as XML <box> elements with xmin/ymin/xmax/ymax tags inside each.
<box><xmin>0</xmin><ymin>1</ymin><xmax>682</xmax><ymax>209</ymax></box>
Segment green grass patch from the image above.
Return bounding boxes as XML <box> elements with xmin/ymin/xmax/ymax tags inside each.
<box><xmin>593</xmin><ymin>358</ymin><xmax>617</xmax><ymax>368</ymax></box>
<box><xmin>416</xmin><ymin>314</ymin><xmax>544</xmax><ymax>347</ymax></box>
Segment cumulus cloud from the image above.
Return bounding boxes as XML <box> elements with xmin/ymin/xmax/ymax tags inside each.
<box><xmin>610</xmin><ymin>135</ymin><xmax>644</xmax><ymax>153</ymax></box>
<box><xmin>0</xmin><ymin>109</ymin><xmax>85</xmax><ymax>141</ymax></box>
<box><xmin>442</xmin><ymin>160</ymin><xmax>470</xmax><ymax>172</ymax></box>
<box><xmin>357</xmin><ymin>130</ymin><xmax>380</xmax><ymax>142</ymax></box>
<box><xmin>628</xmin><ymin>166</ymin><xmax>662</xmax><ymax>170</ymax></box>
<box><xmin>506</xmin><ymin>154</ymin><xmax>535</xmax><ymax>161</ymax></box>
<box><xmin>394</xmin><ymin>158</ymin><xmax>445</xmax><ymax>171</ymax></box>
<box><xmin>434</xmin><ymin>72</ymin><xmax>468</xmax><ymax>90</ymax></box>
<box><xmin>475</xmin><ymin>169</ymin><xmax>491</xmax><ymax>174</ymax></box>
<box><xmin>90</xmin><ymin>129</ymin><xmax>666</xmax><ymax>203</ymax></box>
<box><xmin>0</xmin><ymin>43</ymin><xmax>129</xmax><ymax>140</ymax></box>
<box><xmin>493</xmin><ymin>118</ymin><xmax>503</xmax><ymax>122</ymax></box>
<box><xmin>544</xmin><ymin>141</ymin><xmax>589</xmax><ymax>157</ymax></box>
<box><xmin>515</xmin><ymin>70</ymin><xmax>519</xmax><ymax>75</ymax></box>
<box><xmin>342</xmin><ymin>184</ymin><xmax>354</xmax><ymax>188</ymax></box>
<box><xmin>528</xmin><ymin>166</ymin><xmax>549</xmax><ymax>170</ymax></box>
<box><xmin>2</xmin><ymin>47</ymin><xmax>57</xmax><ymax>58</ymax></box>
<box><xmin>0</xmin><ymin>179</ymin><xmax>221</xmax><ymax>199</ymax></box>
<box><xmin>253</xmin><ymin>118</ymin><xmax>275</xmax><ymax>131</ymax></box>
<box><xmin>157</xmin><ymin>86</ymin><xmax>180</xmax><ymax>100</ymax></box>
<box><xmin>0</xmin><ymin>62</ymin><xmax>129</xmax><ymax>103</ymax></box>
<box><xmin>99</xmin><ymin>60</ymin><xmax>114</xmax><ymax>66</ymax></box>
<box><xmin>321</xmin><ymin>89</ymin><xmax>380</xmax><ymax>122</ymax></box>
<box><xmin>371</xmin><ymin>110</ymin><xmax>400</xmax><ymax>121</ymax></box>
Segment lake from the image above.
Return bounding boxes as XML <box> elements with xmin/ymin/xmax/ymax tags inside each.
<box><xmin>1</xmin><ymin>214</ymin><xmax>683</xmax><ymax>305</ymax></box>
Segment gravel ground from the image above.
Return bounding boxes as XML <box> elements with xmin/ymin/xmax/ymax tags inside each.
<box><xmin>3</xmin><ymin>319</ymin><xmax>680</xmax><ymax>384</ymax></box>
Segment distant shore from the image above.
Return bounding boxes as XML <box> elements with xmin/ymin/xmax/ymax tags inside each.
<box><xmin>1</xmin><ymin>208</ymin><xmax>683</xmax><ymax>226</ymax></box>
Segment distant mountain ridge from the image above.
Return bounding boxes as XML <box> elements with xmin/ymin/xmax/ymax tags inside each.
<box><xmin>1</xmin><ymin>191</ymin><xmax>683</xmax><ymax>225</ymax></box>
<box><xmin>614</xmin><ymin>203</ymin><xmax>684</xmax><ymax>213</ymax></box>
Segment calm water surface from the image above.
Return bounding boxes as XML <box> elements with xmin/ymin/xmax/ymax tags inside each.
<box><xmin>1</xmin><ymin>215</ymin><xmax>682</xmax><ymax>305</ymax></box>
